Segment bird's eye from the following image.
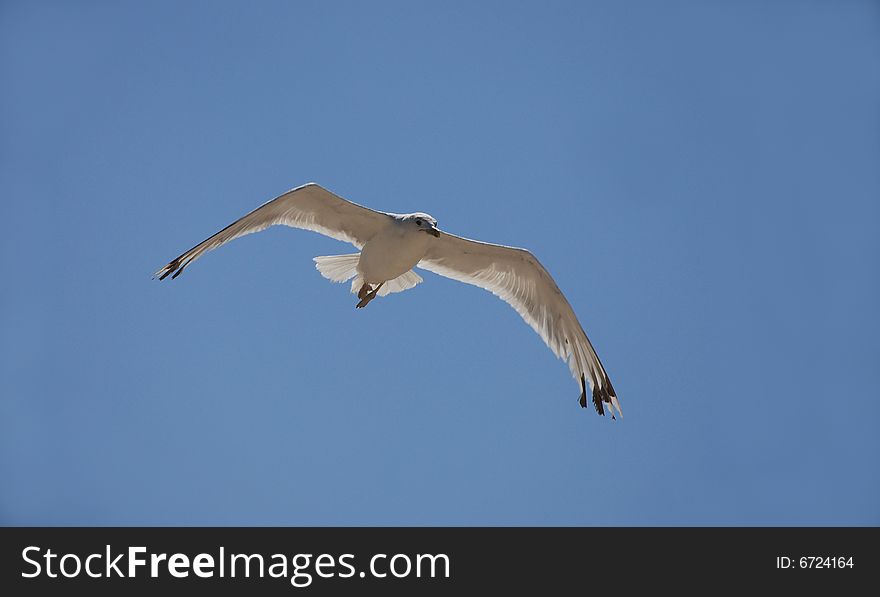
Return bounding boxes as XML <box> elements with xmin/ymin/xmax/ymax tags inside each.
<box><xmin>415</xmin><ymin>219</ymin><xmax>423</xmax><ymax>226</ymax></box>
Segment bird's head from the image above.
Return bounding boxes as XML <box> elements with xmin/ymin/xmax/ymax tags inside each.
<box><xmin>407</xmin><ymin>213</ymin><xmax>440</xmax><ymax>237</ymax></box>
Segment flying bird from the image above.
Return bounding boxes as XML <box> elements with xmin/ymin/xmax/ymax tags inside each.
<box><xmin>155</xmin><ymin>183</ymin><xmax>621</xmax><ymax>418</ymax></box>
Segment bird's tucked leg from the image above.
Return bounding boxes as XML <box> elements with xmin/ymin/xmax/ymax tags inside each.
<box><xmin>356</xmin><ymin>282</ymin><xmax>383</xmax><ymax>309</ymax></box>
<box><xmin>357</xmin><ymin>282</ymin><xmax>372</xmax><ymax>300</ymax></box>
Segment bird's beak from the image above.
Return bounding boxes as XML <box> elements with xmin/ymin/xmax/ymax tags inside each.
<box><xmin>427</xmin><ymin>226</ymin><xmax>440</xmax><ymax>238</ymax></box>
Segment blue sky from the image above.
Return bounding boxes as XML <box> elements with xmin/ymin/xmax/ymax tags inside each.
<box><xmin>1</xmin><ymin>1</ymin><xmax>878</xmax><ymax>525</ymax></box>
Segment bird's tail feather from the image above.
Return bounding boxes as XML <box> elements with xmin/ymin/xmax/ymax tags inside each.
<box><xmin>314</xmin><ymin>253</ymin><xmax>360</xmax><ymax>283</ymax></box>
<box><xmin>377</xmin><ymin>269</ymin><xmax>423</xmax><ymax>296</ymax></box>
<box><xmin>348</xmin><ymin>270</ymin><xmax>423</xmax><ymax>296</ymax></box>
<box><xmin>314</xmin><ymin>253</ymin><xmax>423</xmax><ymax>298</ymax></box>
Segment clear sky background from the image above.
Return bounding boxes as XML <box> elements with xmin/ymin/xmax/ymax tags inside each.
<box><xmin>2</xmin><ymin>1</ymin><xmax>878</xmax><ymax>526</ymax></box>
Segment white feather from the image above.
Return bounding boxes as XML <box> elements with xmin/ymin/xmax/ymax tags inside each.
<box><xmin>155</xmin><ymin>183</ymin><xmax>387</xmax><ymax>280</ymax></box>
<box><xmin>314</xmin><ymin>253</ymin><xmax>360</xmax><ymax>282</ymax></box>
<box><xmin>418</xmin><ymin>232</ymin><xmax>620</xmax><ymax>417</ymax></box>
<box><xmin>346</xmin><ymin>270</ymin><xmax>422</xmax><ymax>296</ymax></box>
<box><xmin>377</xmin><ymin>269</ymin><xmax>423</xmax><ymax>296</ymax></box>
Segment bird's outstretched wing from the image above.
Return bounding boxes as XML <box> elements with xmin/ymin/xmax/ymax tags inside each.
<box><xmin>418</xmin><ymin>232</ymin><xmax>621</xmax><ymax>418</ymax></box>
<box><xmin>155</xmin><ymin>183</ymin><xmax>389</xmax><ymax>280</ymax></box>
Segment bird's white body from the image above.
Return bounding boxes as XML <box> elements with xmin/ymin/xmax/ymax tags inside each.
<box><xmin>358</xmin><ymin>218</ymin><xmax>430</xmax><ymax>284</ymax></box>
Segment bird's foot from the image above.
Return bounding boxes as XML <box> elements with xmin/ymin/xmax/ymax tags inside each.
<box><xmin>355</xmin><ymin>282</ymin><xmax>383</xmax><ymax>309</ymax></box>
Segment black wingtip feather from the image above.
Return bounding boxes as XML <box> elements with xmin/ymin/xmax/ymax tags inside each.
<box><xmin>592</xmin><ymin>385</ymin><xmax>606</xmax><ymax>416</ymax></box>
<box><xmin>578</xmin><ymin>374</ymin><xmax>588</xmax><ymax>409</ymax></box>
<box><xmin>593</xmin><ymin>371</ymin><xmax>617</xmax><ymax>417</ymax></box>
<box><xmin>579</xmin><ymin>372</ymin><xmax>618</xmax><ymax>418</ymax></box>
<box><xmin>156</xmin><ymin>258</ymin><xmax>184</xmax><ymax>281</ymax></box>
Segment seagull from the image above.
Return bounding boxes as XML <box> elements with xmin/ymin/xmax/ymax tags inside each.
<box><xmin>155</xmin><ymin>183</ymin><xmax>621</xmax><ymax>418</ymax></box>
